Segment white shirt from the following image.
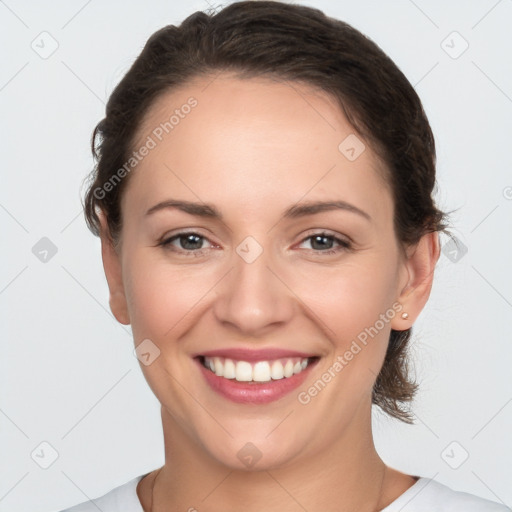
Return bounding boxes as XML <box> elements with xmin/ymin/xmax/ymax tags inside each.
<box><xmin>57</xmin><ymin>473</ymin><xmax>510</xmax><ymax>512</ymax></box>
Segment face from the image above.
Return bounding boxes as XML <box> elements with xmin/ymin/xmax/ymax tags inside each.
<box><xmin>101</xmin><ymin>74</ymin><xmax>433</xmax><ymax>470</ymax></box>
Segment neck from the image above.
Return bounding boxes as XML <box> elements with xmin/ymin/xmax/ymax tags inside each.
<box><xmin>142</xmin><ymin>403</ymin><xmax>410</xmax><ymax>512</ymax></box>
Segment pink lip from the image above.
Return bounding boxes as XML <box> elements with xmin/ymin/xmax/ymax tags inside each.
<box><xmin>195</xmin><ymin>348</ymin><xmax>317</xmax><ymax>362</ymax></box>
<box><xmin>195</xmin><ymin>357</ymin><xmax>318</xmax><ymax>404</ymax></box>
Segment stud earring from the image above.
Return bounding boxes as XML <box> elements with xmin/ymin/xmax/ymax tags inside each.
<box><xmin>401</xmin><ymin>312</ymin><xmax>409</xmax><ymax>320</ymax></box>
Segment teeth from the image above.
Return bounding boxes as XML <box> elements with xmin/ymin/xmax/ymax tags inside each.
<box><xmin>253</xmin><ymin>361</ymin><xmax>271</xmax><ymax>382</ymax></box>
<box><xmin>270</xmin><ymin>360</ymin><xmax>284</xmax><ymax>379</ymax></box>
<box><xmin>203</xmin><ymin>356</ymin><xmax>311</xmax><ymax>382</ymax></box>
<box><xmin>283</xmin><ymin>360</ymin><xmax>294</xmax><ymax>378</ymax></box>
<box><xmin>235</xmin><ymin>361</ymin><xmax>253</xmax><ymax>382</ymax></box>
<box><xmin>223</xmin><ymin>358</ymin><xmax>236</xmax><ymax>379</ymax></box>
<box><xmin>214</xmin><ymin>358</ymin><xmax>223</xmax><ymax>376</ymax></box>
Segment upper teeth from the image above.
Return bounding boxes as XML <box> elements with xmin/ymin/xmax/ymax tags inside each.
<box><xmin>203</xmin><ymin>356</ymin><xmax>310</xmax><ymax>382</ymax></box>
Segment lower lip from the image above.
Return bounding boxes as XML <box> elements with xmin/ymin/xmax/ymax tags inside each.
<box><xmin>196</xmin><ymin>358</ymin><xmax>317</xmax><ymax>404</ymax></box>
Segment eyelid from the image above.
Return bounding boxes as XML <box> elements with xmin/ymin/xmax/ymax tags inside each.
<box><xmin>299</xmin><ymin>228</ymin><xmax>352</xmax><ymax>243</ymax></box>
<box><xmin>159</xmin><ymin>227</ymin><xmax>212</xmax><ymax>243</ymax></box>
<box><xmin>160</xmin><ymin>223</ymin><xmax>208</xmax><ymax>235</ymax></box>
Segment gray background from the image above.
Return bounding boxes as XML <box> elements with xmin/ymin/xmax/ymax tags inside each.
<box><xmin>1</xmin><ymin>1</ymin><xmax>511</xmax><ymax>511</ymax></box>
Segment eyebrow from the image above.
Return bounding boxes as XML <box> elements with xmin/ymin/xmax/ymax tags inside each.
<box><xmin>145</xmin><ymin>199</ymin><xmax>371</xmax><ymax>221</ymax></box>
<box><xmin>284</xmin><ymin>200</ymin><xmax>371</xmax><ymax>221</ymax></box>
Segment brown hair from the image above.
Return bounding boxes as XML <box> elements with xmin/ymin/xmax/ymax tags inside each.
<box><xmin>83</xmin><ymin>0</ymin><xmax>447</xmax><ymax>423</ymax></box>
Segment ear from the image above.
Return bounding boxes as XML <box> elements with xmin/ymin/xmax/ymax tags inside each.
<box><xmin>98</xmin><ymin>212</ymin><xmax>131</xmax><ymax>325</ymax></box>
<box><xmin>391</xmin><ymin>231</ymin><xmax>440</xmax><ymax>331</ymax></box>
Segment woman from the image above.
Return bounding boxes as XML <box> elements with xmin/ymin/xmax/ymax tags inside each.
<box><xmin>59</xmin><ymin>2</ymin><xmax>509</xmax><ymax>511</ymax></box>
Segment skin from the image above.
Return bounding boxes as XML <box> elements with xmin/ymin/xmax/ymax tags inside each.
<box><xmin>99</xmin><ymin>73</ymin><xmax>440</xmax><ymax>511</ymax></box>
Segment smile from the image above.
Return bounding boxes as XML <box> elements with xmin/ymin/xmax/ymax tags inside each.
<box><xmin>195</xmin><ymin>350</ymin><xmax>320</xmax><ymax>404</ymax></box>
<box><xmin>201</xmin><ymin>356</ymin><xmax>313</xmax><ymax>382</ymax></box>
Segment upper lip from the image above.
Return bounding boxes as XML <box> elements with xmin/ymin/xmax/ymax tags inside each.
<box><xmin>194</xmin><ymin>348</ymin><xmax>318</xmax><ymax>362</ymax></box>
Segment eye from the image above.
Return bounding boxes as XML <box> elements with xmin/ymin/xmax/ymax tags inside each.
<box><xmin>157</xmin><ymin>230</ymin><xmax>351</xmax><ymax>257</ymax></box>
<box><xmin>298</xmin><ymin>232</ymin><xmax>352</xmax><ymax>255</ymax></box>
<box><xmin>158</xmin><ymin>231</ymin><xmax>214</xmax><ymax>254</ymax></box>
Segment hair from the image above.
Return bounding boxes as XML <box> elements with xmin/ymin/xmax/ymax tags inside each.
<box><xmin>82</xmin><ymin>0</ymin><xmax>448</xmax><ymax>423</ymax></box>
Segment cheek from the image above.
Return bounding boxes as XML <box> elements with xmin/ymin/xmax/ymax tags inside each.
<box><xmin>287</xmin><ymin>254</ymin><xmax>399</xmax><ymax>376</ymax></box>
<box><xmin>122</xmin><ymin>250</ymin><xmax>218</xmax><ymax>341</ymax></box>
<box><xmin>290</xmin><ymin>262</ymin><xmax>399</xmax><ymax>419</ymax></box>
<box><xmin>121</xmin><ymin>252</ymin><xmax>217</xmax><ymax>411</ymax></box>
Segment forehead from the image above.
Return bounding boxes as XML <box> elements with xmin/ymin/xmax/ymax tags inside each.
<box><xmin>125</xmin><ymin>73</ymin><xmax>391</xmax><ymax>222</ymax></box>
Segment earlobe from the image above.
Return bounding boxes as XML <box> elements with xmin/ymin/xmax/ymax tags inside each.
<box><xmin>391</xmin><ymin>231</ymin><xmax>440</xmax><ymax>331</ymax></box>
<box><xmin>98</xmin><ymin>213</ymin><xmax>131</xmax><ymax>326</ymax></box>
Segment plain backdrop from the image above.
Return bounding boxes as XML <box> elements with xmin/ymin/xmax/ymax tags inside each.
<box><xmin>1</xmin><ymin>1</ymin><xmax>511</xmax><ymax>511</ymax></box>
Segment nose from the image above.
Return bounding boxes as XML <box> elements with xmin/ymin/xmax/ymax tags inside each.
<box><xmin>212</xmin><ymin>244</ymin><xmax>295</xmax><ymax>337</ymax></box>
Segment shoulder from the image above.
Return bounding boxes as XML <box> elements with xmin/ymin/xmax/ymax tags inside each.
<box><xmin>383</xmin><ymin>477</ymin><xmax>510</xmax><ymax>512</ymax></box>
<box><xmin>56</xmin><ymin>474</ymin><xmax>147</xmax><ymax>512</ymax></box>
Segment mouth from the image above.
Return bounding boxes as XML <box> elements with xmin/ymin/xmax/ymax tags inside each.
<box><xmin>194</xmin><ymin>351</ymin><xmax>320</xmax><ymax>404</ymax></box>
<box><xmin>198</xmin><ymin>355</ymin><xmax>317</xmax><ymax>382</ymax></box>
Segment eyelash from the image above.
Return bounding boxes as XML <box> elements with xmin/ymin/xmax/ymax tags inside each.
<box><xmin>157</xmin><ymin>230</ymin><xmax>352</xmax><ymax>257</ymax></box>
